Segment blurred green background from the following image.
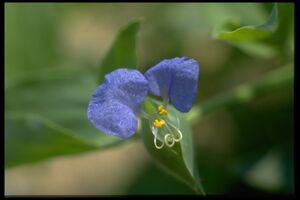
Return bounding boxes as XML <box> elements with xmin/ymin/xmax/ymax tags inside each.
<box><xmin>5</xmin><ymin>3</ymin><xmax>294</xmax><ymax>195</ymax></box>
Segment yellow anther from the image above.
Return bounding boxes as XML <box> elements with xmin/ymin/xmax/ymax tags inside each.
<box><xmin>158</xmin><ymin>105</ymin><xmax>164</xmax><ymax>111</ymax></box>
<box><xmin>159</xmin><ymin>109</ymin><xmax>168</xmax><ymax>116</ymax></box>
<box><xmin>158</xmin><ymin>105</ymin><xmax>168</xmax><ymax>116</ymax></box>
<box><xmin>153</xmin><ymin>119</ymin><xmax>165</xmax><ymax>128</ymax></box>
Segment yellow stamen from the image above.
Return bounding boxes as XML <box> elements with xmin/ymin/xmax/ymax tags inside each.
<box><xmin>153</xmin><ymin>119</ymin><xmax>165</xmax><ymax>128</ymax></box>
<box><xmin>158</xmin><ymin>105</ymin><xmax>164</xmax><ymax>110</ymax></box>
<box><xmin>158</xmin><ymin>105</ymin><xmax>168</xmax><ymax>116</ymax></box>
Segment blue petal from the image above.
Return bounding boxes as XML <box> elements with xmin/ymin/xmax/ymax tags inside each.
<box><xmin>87</xmin><ymin>68</ymin><xmax>148</xmax><ymax>138</ymax></box>
<box><xmin>87</xmin><ymin>100</ymin><xmax>137</xmax><ymax>138</ymax></box>
<box><xmin>144</xmin><ymin>57</ymin><xmax>199</xmax><ymax>112</ymax></box>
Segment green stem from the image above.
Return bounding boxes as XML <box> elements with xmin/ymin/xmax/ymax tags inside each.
<box><xmin>195</xmin><ymin>182</ymin><xmax>206</xmax><ymax>196</ymax></box>
<box><xmin>187</xmin><ymin>64</ymin><xmax>293</xmax><ymax>123</ymax></box>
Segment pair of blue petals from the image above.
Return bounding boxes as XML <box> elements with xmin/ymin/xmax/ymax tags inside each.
<box><xmin>87</xmin><ymin>57</ymin><xmax>199</xmax><ymax>138</ymax></box>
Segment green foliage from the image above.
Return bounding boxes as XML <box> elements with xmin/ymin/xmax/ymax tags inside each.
<box><xmin>140</xmin><ymin>99</ymin><xmax>205</xmax><ymax>194</ymax></box>
<box><xmin>232</xmin><ymin>99</ymin><xmax>294</xmax><ymax>192</ymax></box>
<box><xmin>5</xmin><ymin>111</ymin><xmax>97</xmax><ymax>168</ymax></box>
<box><xmin>5</xmin><ymin>69</ymin><xmax>124</xmax><ymax>168</ymax></box>
<box><xmin>5</xmin><ymin>5</ymin><xmax>140</xmax><ymax>168</ymax></box>
<box><xmin>213</xmin><ymin>4</ymin><xmax>277</xmax><ymax>42</ymax></box>
<box><xmin>127</xmin><ymin>163</ymin><xmax>195</xmax><ymax>194</ymax></box>
<box><xmin>98</xmin><ymin>20</ymin><xmax>140</xmax><ymax>83</ymax></box>
<box><xmin>212</xmin><ymin>3</ymin><xmax>294</xmax><ymax>58</ymax></box>
<box><xmin>188</xmin><ymin>64</ymin><xmax>293</xmax><ymax>121</ymax></box>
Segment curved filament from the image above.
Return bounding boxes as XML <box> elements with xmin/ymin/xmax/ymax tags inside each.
<box><xmin>154</xmin><ymin>136</ymin><xmax>164</xmax><ymax>149</ymax></box>
<box><xmin>164</xmin><ymin>134</ymin><xmax>175</xmax><ymax>147</ymax></box>
<box><xmin>165</xmin><ymin>119</ymin><xmax>182</xmax><ymax>142</ymax></box>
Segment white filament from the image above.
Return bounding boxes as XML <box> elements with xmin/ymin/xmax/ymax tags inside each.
<box><xmin>164</xmin><ymin>134</ymin><xmax>175</xmax><ymax>147</ymax></box>
<box><xmin>165</xmin><ymin>120</ymin><xmax>182</xmax><ymax>142</ymax></box>
<box><xmin>154</xmin><ymin>136</ymin><xmax>164</xmax><ymax>149</ymax></box>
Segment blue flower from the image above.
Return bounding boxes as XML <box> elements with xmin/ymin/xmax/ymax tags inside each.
<box><xmin>87</xmin><ymin>57</ymin><xmax>199</xmax><ymax>148</ymax></box>
<box><xmin>87</xmin><ymin>69</ymin><xmax>148</xmax><ymax>138</ymax></box>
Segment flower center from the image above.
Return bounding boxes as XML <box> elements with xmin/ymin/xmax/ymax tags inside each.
<box><xmin>153</xmin><ymin>119</ymin><xmax>165</xmax><ymax>128</ymax></box>
<box><xmin>149</xmin><ymin>105</ymin><xmax>182</xmax><ymax>149</ymax></box>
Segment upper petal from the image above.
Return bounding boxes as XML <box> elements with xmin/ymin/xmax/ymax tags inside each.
<box><xmin>87</xmin><ymin>68</ymin><xmax>148</xmax><ymax>138</ymax></box>
<box><xmin>144</xmin><ymin>57</ymin><xmax>199</xmax><ymax>112</ymax></box>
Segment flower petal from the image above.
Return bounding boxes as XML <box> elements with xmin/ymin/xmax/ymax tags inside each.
<box><xmin>88</xmin><ymin>100</ymin><xmax>137</xmax><ymax>138</ymax></box>
<box><xmin>87</xmin><ymin>68</ymin><xmax>148</xmax><ymax>138</ymax></box>
<box><xmin>144</xmin><ymin>57</ymin><xmax>199</xmax><ymax>112</ymax></box>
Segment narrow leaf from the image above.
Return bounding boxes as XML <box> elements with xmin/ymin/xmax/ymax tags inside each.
<box><xmin>5</xmin><ymin>69</ymin><xmax>124</xmax><ymax>169</ymax></box>
<box><xmin>5</xmin><ymin>111</ymin><xmax>97</xmax><ymax>168</ymax></box>
<box><xmin>213</xmin><ymin>3</ymin><xmax>278</xmax><ymax>42</ymax></box>
<box><xmin>98</xmin><ymin>20</ymin><xmax>140</xmax><ymax>83</ymax></box>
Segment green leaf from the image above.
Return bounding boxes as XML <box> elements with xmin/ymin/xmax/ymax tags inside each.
<box><xmin>5</xmin><ymin>69</ymin><xmax>127</xmax><ymax>169</ymax></box>
<box><xmin>98</xmin><ymin>20</ymin><xmax>141</xmax><ymax>83</ymax></box>
<box><xmin>232</xmin><ymin>42</ymin><xmax>277</xmax><ymax>58</ymax></box>
<box><xmin>5</xmin><ymin>111</ymin><xmax>98</xmax><ymax>168</ymax></box>
<box><xmin>212</xmin><ymin>3</ymin><xmax>280</xmax><ymax>58</ymax></box>
<box><xmin>213</xmin><ymin>3</ymin><xmax>278</xmax><ymax>42</ymax></box>
<box><xmin>140</xmin><ymin>99</ymin><xmax>205</xmax><ymax>194</ymax></box>
<box><xmin>254</xmin><ymin>3</ymin><xmax>278</xmax><ymax>31</ymax></box>
<box><xmin>214</xmin><ymin>23</ymin><xmax>270</xmax><ymax>42</ymax></box>
<box><xmin>5</xmin><ymin>17</ymin><xmax>139</xmax><ymax>167</ymax></box>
